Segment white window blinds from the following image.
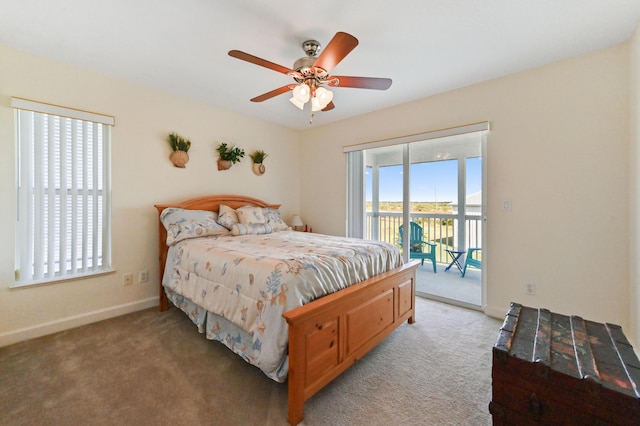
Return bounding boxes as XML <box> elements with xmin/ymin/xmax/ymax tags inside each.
<box><xmin>12</xmin><ymin>98</ymin><xmax>113</xmax><ymax>286</ymax></box>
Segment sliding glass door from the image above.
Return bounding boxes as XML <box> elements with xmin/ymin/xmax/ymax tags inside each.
<box><xmin>352</xmin><ymin>129</ymin><xmax>485</xmax><ymax>309</ymax></box>
<box><xmin>409</xmin><ymin>136</ymin><xmax>482</xmax><ymax>306</ymax></box>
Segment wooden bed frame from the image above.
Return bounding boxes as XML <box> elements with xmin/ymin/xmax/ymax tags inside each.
<box><xmin>155</xmin><ymin>195</ymin><xmax>418</xmax><ymax>425</ymax></box>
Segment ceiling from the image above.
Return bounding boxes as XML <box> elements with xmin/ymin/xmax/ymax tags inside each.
<box><xmin>1</xmin><ymin>1</ymin><xmax>640</xmax><ymax>130</ymax></box>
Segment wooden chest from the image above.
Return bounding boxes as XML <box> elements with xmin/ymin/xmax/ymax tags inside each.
<box><xmin>490</xmin><ymin>302</ymin><xmax>640</xmax><ymax>425</ymax></box>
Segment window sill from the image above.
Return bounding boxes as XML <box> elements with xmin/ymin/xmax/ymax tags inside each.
<box><xmin>10</xmin><ymin>268</ymin><xmax>116</xmax><ymax>289</ymax></box>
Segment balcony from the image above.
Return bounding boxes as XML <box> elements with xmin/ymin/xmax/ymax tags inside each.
<box><xmin>366</xmin><ymin>211</ymin><xmax>482</xmax><ymax>307</ymax></box>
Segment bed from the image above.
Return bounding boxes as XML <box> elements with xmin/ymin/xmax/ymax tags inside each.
<box><xmin>155</xmin><ymin>194</ymin><xmax>418</xmax><ymax>425</ymax></box>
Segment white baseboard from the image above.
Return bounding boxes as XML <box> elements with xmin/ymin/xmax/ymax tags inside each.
<box><xmin>484</xmin><ymin>304</ymin><xmax>509</xmax><ymax>320</ymax></box>
<box><xmin>0</xmin><ymin>297</ymin><xmax>159</xmax><ymax>347</ymax></box>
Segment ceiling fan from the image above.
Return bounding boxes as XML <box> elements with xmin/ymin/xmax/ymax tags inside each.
<box><xmin>228</xmin><ymin>32</ymin><xmax>392</xmax><ymax>121</ymax></box>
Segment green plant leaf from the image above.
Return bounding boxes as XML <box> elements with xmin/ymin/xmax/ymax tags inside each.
<box><xmin>168</xmin><ymin>132</ymin><xmax>191</xmax><ymax>152</ymax></box>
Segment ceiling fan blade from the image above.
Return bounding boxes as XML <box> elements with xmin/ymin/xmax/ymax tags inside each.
<box><xmin>250</xmin><ymin>85</ymin><xmax>294</xmax><ymax>102</ymax></box>
<box><xmin>228</xmin><ymin>50</ymin><xmax>294</xmax><ymax>75</ymax></box>
<box><xmin>312</xmin><ymin>32</ymin><xmax>358</xmax><ymax>73</ymax></box>
<box><xmin>322</xmin><ymin>101</ymin><xmax>335</xmax><ymax>112</ymax></box>
<box><xmin>329</xmin><ymin>76</ymin><xmax>392</xmax><ymax>90</ymax></box>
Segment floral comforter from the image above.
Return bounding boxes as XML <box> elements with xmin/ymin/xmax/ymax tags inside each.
<box><xmin>163</xmin><ymin>230</ymin><xmax>402</xmax><ymax>382</ymax></box>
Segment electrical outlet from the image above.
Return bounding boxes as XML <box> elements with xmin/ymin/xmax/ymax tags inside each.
<box><xmin>123</xmin><ymin>273</ymin><xmax>133</xmax><ymax>286</ymax></box>
<box><xmin>139</xmin><ymin>269</ymin><xmax>148</xmax><ymax>283</ymax></box>
<box><xmin>525</xmin><ymin>282</ymin><xmax>535</xmax><ymax>296</ymax></box>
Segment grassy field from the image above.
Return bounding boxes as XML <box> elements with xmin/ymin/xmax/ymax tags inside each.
<box><xmin>367</xmin><ymin>201</ymin><xmax>453</xmax><ymax>214</ymax></box>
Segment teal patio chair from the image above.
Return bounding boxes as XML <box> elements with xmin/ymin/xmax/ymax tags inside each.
<box><xmin>462</xmin><ymin>248</ymin><xmax>482</xmax><ymax>277</ymax></box>
<box><xmin>399</xmin><ymin>222</ymin><xmax>437</xmax><ymax>273</ymax></box>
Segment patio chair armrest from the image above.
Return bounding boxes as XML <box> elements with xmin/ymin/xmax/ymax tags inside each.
<box><xmin>468</xmin><ymin>247</ymin><xmax>481</xmax><ymax>257</ymax></box>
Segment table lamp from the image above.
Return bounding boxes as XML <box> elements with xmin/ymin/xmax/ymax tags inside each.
<box><xmin>290</xmin><ymin>214</ymin><xmax>303</xmax><ymax>231</ymax></box>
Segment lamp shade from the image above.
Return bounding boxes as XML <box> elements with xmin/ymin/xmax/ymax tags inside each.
<box><xmin>315</xmin><ymin>87</ymin><xmax>333</xmax><ymax>107</ymax></box>
<box><xmin>290</xmin><ymin>214</ymin><xmax>303</xmax><ymax>227</ymax></box>
<box><xmin>311</xmin><ymin>87</ymin><xmax>333</xmax><ymax>111</ymax></box>
<box><xmin>310</xmin><ymin>97</ymin><xmax>322</xmax><ymax>112</ymax></box>
<box><xmin>289</xmin><ymin>96</ymin><xmax>305</xmax><ymax>110</ymax></box>
<box><xmin>292</xmin><ymin>83</ymin><xmax>310</xmax><ymax>103</ymax></box>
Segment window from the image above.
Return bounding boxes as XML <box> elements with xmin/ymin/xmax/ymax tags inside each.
<box><xmin>12</xmin><ymin>98</ymin><xmax>113</xmax><ymax>286</ymax></box>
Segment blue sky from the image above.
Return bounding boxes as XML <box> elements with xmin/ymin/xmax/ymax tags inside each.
<box><xmin>366</xmin><ymin>157</ymin><xmax>482</xmax><ymax>202</ymax></box>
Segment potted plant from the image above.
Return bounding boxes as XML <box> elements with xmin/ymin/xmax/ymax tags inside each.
<box><xmin>168</xmin><ymin>132</ymin><xmax>191</xmax><ymax>168</ymax></box>
<box><xmin>216</xmin><ymin>142</ymin><xmax>245</xmax><ymax>170</ymax></box>
<box><xmin>249</xmin><ymin>149</ymin><xmax>268</xmax><ymax>175</ymax></box>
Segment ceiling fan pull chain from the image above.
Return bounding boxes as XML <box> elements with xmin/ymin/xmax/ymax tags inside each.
<box><xmin>309</xmin><ymin>110</ymin><xmax>315</xmax><ymax>124</ymax></box>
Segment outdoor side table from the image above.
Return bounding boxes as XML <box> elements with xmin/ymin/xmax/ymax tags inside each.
<box><xmin>445</xmin><ymin>249</ymin><xmax>466</xmax><ymax>274</ymax></box>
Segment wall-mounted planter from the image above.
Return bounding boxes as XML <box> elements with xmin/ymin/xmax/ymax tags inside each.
<box><xmin>217</xmin><ymin>159</ymin><xmax>232</xmax><ymax>170</ymax></box>
<box><xmin>170</xmin><ymin>150</ymin><xmax>190</xmax><ymax>168</ymax></box>
<box><xmin>168</xmin><ymin>132</ymin><xmax>191</xmax><ymax>168</ymax></box>
<box><xmin>249</xmin><ymin>150</ymin><xmax>268</xmax><ymax>176</ymax></box>
<box><xmin>252</xmin><ymin>163</ymin><xmax>266</xmax><ymax>175</ymax></box>
<box><xmin>216</xmin><ymin>142</ymin><xmax>244</xmax><ymax>171</ymax></box>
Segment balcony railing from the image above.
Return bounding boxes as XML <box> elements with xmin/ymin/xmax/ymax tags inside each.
<box><xmin>365</xmin><ymin>211</ymin><xmax>482</xmax><ymax>263</ymax></box>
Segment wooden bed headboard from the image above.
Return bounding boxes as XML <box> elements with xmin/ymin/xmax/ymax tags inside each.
<box><xmin>154</xmin><ymin>194</ymin><xmax>281</xmax><ymax>311</ymax></box>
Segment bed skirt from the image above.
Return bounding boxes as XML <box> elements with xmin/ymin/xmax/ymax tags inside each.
<box><xmin>165</xmin><ymin>287</ymin><xmax>289</xmax><ymax>382</ymax></box>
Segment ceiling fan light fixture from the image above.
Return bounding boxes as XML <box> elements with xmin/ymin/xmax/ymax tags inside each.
<box><xmin>289</xmin><ymin>96</ymin><xmax>305</xmax><ymax>110</ymax></box>
<box><xmin>292</xmin><ymin>83</ymin><xmax>310</xmax><ymax>103</ymax></box>
<box><xmin>310</xmin><ymin>97</ymin><xmax>322</xmax><ymax>112</ymax></box>
<box><xmin>311</xmin><ymin>87</ymin><xmax>333</xmax><ymax>111</ymax></box>
<box><xmin>315</xmin><ymin>87</ymin><xmax>333</xmax><ymax>107</ymax></box>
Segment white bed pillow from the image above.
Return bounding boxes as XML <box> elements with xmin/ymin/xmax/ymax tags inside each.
<box><xmin>217</xmin><ymin>204</ymin><xmax>239</xmax><ymax>230</ymax></box>
<box><xmin>161</xmin><ymin>208</ymin><xmax>229</xmax><ymax>245</ymax></box>
<box><xmin>230</xmin><ymin>223</ymin><xmax>273</xmax><ymax>236</ymax></box>
<box><xmin>236</xmin><ymin>206</ymin><xmax>266</xmax><ymax>225</ymax></box>
<box><xmin>262</xmin><ymin>208</ymin><xmax>291</xmax><ymax>232</ymax></box>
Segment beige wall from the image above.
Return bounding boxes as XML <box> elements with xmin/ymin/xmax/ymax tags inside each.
<box><xmin>302</xmin><ymin>44</ymin><xmax>633</xmax><ymax>338</ymax></box>
<box><xmin>0</xmin><ymin>44</ymin><xmax>301</xmax><ymax>346</ymax></box>
<box><xmin>630</xmin><ymin>25</ymin><xmax>640</xmax><ymax>348</ymax></box>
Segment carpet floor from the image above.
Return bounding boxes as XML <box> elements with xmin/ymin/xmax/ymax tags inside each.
<box><xmin>0</xmin><ymin>297</ymin><xmax>502</xmax><ymax>425</ymax></box>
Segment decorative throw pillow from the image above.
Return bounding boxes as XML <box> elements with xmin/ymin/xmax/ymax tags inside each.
<box><xmin>262</xmin><ymin>208</ymin><xmax>291</xmax><ymax>232</ymax></box>
<box><xmin>236</xmin><ymin>205</ymin><xmax>266</xmax><ymax>225</ymax></box>
<box><xmin>160</xmin><ymin>208</ymin><xmax>229</xmax><ymax>245</ymax></box>
<box><xmin>217</xmin><ymin>204</ymin><xmax>239</xmax><ymax>230</ymax></box>
<box><xmin>230</xmin><ymin>223</ymin><xmax>273</xmax><ymax>236</ymax></box>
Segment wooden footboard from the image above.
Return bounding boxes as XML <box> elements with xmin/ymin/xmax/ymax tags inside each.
<box><xmin>283</xmin><ymin>260</ymin><xmax>419</xmax><ymax>425</ymax></box>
